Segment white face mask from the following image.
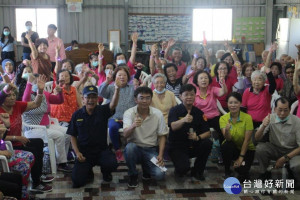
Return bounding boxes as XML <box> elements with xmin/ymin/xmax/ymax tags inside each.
<box><xmin>116</xmin><ymin>59</ymin><xmax>126</xmax><ymax>65</ymax></box>
<box><xmin>26</xmin><ymin>26</ymin><xmax>32</xmax><ymax>31</ymax></box>
<box><xmin>73</xmin><ymin>47</ymin><xmax>79</xmax><ymax>50</ymax></box>
<box><xmin>105</xmin><ymin>69</ymin><xmax>111</xmax><ymax>76</ymax></box>
<box><xmin>154</xmin><ymin>88</ymin><xmax>166</xmax><ymax>94</ymax></box>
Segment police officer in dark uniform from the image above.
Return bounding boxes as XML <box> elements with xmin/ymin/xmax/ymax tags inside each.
<box><xmin>67</xmin><ymin>83</ymin><xmax>121</xmax><ymax>188</ymax></box>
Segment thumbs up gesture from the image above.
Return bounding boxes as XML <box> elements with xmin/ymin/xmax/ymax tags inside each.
<box><xmin>183</xmin><ymin>110</ymin><xmax>193</xmax><ymax>123</ymax></box>
<box><xmin>134</xmin><ymin>113</ymin><xmax>143</xmax><ymax>127</ymax></box>
<box><xmin>262</xmin><ymin>114</ymin><xmax>271</xmax><ymax>127</ymax></box>
<box><xmin>225</xmin><ymin>119</ymin><xmax>231</xmax><ymax>132</ymax></box>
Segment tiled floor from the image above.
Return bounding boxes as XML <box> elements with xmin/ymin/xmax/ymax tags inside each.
<box><xmin>31</xmin><ymin>160</ymin><xmax>300</xmax><ymax>200</ymax></box>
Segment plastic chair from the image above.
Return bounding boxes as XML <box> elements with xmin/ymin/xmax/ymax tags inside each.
<box><xmin>0</xmin><ymin>141</ymin><xmax>13</xmax><ymax>172</ymax></box>
<box><xmin>175</xmin><ymin>96</ymin><xmax>182</xmax><ymax>104</ymax></box>
<box><xmin>290</xmin><ymin>101</ymin><xmax>298</xmax><ymax>114</ymax></box>
<box><xmin>44</xmin><ymin>81</ymin><xmax>53</xmax><ymax>93</ymax></box>
<box><xmin>216</xmin><ymin>99</ymin><xmax>227</xmax><ymax>115</ymax></box>
<box><xmin>22</xmin><ymin>116</ymin><xmax>58</xmax><ymax>174</ymax></box>
<box><xmin>139</xmin><ymin>71</ymin><xmax>149</xmax><ymax>83</ymax></box>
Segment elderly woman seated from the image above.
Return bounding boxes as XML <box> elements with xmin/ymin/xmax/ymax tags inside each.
<box><xmin>22</xmin><ymin>73</ymin><xmax>72</xmax><ymax>173</ymax></box>
<box><xmin>242</xmin><ymin>69</ymin><xmax>276</xmax><ymax>128</ymax></box>
<box><xmin>150</xmin><ymin>73</ymin><xmax>176</xmax><ymax>125</ymax></box>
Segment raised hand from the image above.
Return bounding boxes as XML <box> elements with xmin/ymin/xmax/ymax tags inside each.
<box><xmin>114</xmin><ymin>77</ymin><xmax>122</xmax><ymax>89</ymax></box>
<box><xmin>55</xmin><ymin>44</ymin><xmax>61</xmax><ymax>53</ymax></box>
<box><xmin>37</xmin><ymin>74</ymin><xmax>47</xmax><ymax>91</ymax></box>
<box><xmin>262</xmin><ymin>114</ymin><xmax>270</xmax><ymax>127</ymax></box>
<box><xmin>167</xmin><ymin>38</ymin><xmax>176</xmax><ymax>48</ymax></box>
<box><xmin>54</xmin><ymin>84</ymin><xmax>62</xmax><ymax>93</ymax></box>
<box><xmin>3</xmin><ymin>83</ymin><xmax>16</xmax><ymax>94</ymax></box>
<box><xmin>105</xmin><ymin>70</ymin><xmax>113</xmax><ymax>83</ymax></box>
<box><xmin>98</xmin><ymin>43</ymin><xmax>105</xmax><ymax>52</ymax></box>
<box><xmin>25</xmin><ymin>33</ymin><xmax>31</xmax><ymax>41</ymax></box>
<box><xmin>225</xmin><ymin>119</ymin><xmax>231</xmax><ymax>132</ymax></box>
<box><xmin>134</xmin><ymin>114</ymin><xmax>143</xmax><ymax>127</ymax></box>
<box><xmin>131</xmin><ymin>32</ymin><xmax>139</xmax><ymax>44</ymax></box>
<box><xmin>270</xmin><ymin>42</ymin><xmax>278</xmax><ymax>52</ymax></box>
<box><xmin>295</xmin><ymin>44</ymin><xmax>300</xmax><ymax>52</ymax></box>
<box><xmin>295</xmin><ymin>59</ymin><xmax>300</xmax><ymax>72</ymax></box>
<box><xmin>151</xmin><ymin>44</ymin><xmax>159</xmax><ymax>57</ymax></box>
<box><xmin>183</xmin><ymin>110</ymin><xmax>193</xmax><ymax>123</ymax></box>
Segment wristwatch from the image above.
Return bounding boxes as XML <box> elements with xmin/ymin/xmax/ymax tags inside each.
<box><xmin>284</xmin><ymin>155</ymin><xmax>290</xmax><ymax>162</ymax></box>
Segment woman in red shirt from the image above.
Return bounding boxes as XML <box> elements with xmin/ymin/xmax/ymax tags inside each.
<box><xmin>0</xmin><ymin>76</ymin><xmax>53</xmax><ymax>192</ymax></box>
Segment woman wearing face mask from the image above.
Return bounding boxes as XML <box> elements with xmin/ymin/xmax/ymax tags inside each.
<box><xmin>0</xmin><ymin>26</ymin><xmax>17</xmax><ymax>64</ymax></box>
<box><xmin>15</xmin><ymin>61</ymin><xmax>33</xmax><ymax>100</ymax></box>
<box><xmin>21</xmin><ymin>21</ymin><xmax>39</xmax><ymax>60</ymax></box>
<box><xmin>22</xmin><ymin>73</ymin><xmax>73</xmax><ymax>173</ymax></box>
<box><xmin>99</xmin><ymin>66</ymin><xmax>136</xmax><ymax>162</ymax></box>
<box><xmin>151</xmin><ymin>73</ymin><xmax>176</xmax><ymax>125</ymax></box>
<box><xmin>1</xmin><ymin>59</ymin><xmax>15</xmax><ymax>83</ymax></box>
<box><xmin>26</xmin><ymin>34</ymin><xmax>52</xmax><ymax>81</ymax></box>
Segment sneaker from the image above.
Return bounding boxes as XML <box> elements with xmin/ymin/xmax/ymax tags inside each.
<box><xmin>57</xmin><ymin>164</ymin><xmax>73</xmax><ymax>173</ymax></box>
<box><xmin>41</xmin><ymin>174</ymin><xmax>55</xmax><ymax>183</ymax></box>
<box><xmin>31</xmin><ymin>184</ymin><xmax>52</xmax><ymax>192</ymax></box>
<box><xmin>116</xmin><ymin>149</ymin><xmax>125</xmax><ymax>162</ymax></box>
<box><xmin>142</xmin><ymin>173</ymin><xmax>151</xmax><ymax>180</ymax></box>
<box><xmin>128</xmin><ymin>175</ymin><xmax>138</xmax><ymax>188</ymax></box>
<box><xmin>103</xmin><ymin>173</ymin><xmax>113</xmax><ymax>183</ymax></box>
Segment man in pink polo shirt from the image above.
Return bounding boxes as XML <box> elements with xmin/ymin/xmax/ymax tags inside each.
<box><xmin>164</xmin><ymin>39</ymin><xmax>187</xmax><ymax>79</ymax></box>
<box><xmin>46</xmin><ymin>24</ymin><xmax>66</xmax><ymax>72</ymax></box>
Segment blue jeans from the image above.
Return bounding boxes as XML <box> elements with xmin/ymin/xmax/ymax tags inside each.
<box><xmin>124</xmin><ymin>142</ymin><xmax>165</xmax><ymax>180</ymax></box>
<box><xmin>23</xmin><ymin>53</ymin><xmax>31</xmax><ymax>60</ymax></box>
<box><xmin>108</xmin><ymin>118</ymin><xmax>122</xmax><ymax>150</ymax></box>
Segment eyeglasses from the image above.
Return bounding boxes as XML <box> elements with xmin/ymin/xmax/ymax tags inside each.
<box><xmin>138</xmin><ymin>96</ymin><xmax>152</xmax><ymax>101</ymax></box>
<box><xmin>218</xmin><ymin>68</ymin><xmax>227</xmax><ymax>71</ymax></box>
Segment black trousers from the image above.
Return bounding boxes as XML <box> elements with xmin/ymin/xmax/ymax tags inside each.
<box><xmin>0</xmin><ymin>172</ymin><xmax>22</xmax><ymax>199</ymax></box>
<box><xmin>72</xmin><ymin>149</ymin><xmax>118</xmax><ymax>188</ymax></box>
<box><xmin>13</xmin><ymin>138</ymin><xmax>44</xmax><ymax>186</ymax></box>
<box><xmin>207</xmin><ymin>116</ymin><xmax>224</xmax><ymax>143</ymax></box>
<box><xmin>169</xmin><ymin>138</ymin><xmax>213</xmax><ymax>175</ymax></box>
<box><xmin>221</xmin><ymin>140</ymin><xmax>255</xmax><ymax>175</ymax></box>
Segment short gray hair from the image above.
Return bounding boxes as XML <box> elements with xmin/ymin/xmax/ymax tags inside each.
<box><xmin>251</xmin><ymin>70</ymin><xmax>266</xmax><ymax>82</ymax></box>
<box><xmin>152</xmin><ymin>73</ymin><xmax>167</xmax><ymax>83</ymax></box>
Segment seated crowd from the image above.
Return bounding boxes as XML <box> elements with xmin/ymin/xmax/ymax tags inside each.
<box><xmin>0</xmin><ymin>21</ymin><xmax>300</xmax><ymax>199</ymax></box>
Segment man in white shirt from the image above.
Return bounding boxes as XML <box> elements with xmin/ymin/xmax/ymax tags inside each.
<box><xmin>123</xmin><ymin>87</ymin><xmax>168</xmax><ymax>188</ymax></box>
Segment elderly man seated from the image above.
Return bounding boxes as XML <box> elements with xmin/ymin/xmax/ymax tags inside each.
<box><xmin>255</xmin><ymin>97</ymin><xmax>300</xmax><ymax>187</ymax></box>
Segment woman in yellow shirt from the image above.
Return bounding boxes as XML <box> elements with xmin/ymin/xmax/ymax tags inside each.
<box><xmin>219</xmin><ymin>92</ymin><xmax>255</xmax><ymax>181</ymax></box>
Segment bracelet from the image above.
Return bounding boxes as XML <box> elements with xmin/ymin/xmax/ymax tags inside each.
<box><xmin>99</xmin><ymin>55</ymin><xmax>104</xmax><ymax>60</ymax></box>
<box><xmin>3</xmin><ymin>88</ymin><xmax>10</xmax><ymax>95</ymax></box>
<box><xmin>56</xmin><ymin>57</ymin><xmax>62</xmax><ymax>62</ymax></box>
<box><xmin>150</xmin><ymin>55</ymin><xmax>154</xmax><ymax>59</ymax></box>
<box><xmin>13</xmin><ymin>136</ymin><xmax>16</xmax><ymax>141</ymax></box>
<box><xmin>239</xmin><ymin>154</ymin><xmax>245</xmax><ymax>158</ymax></box>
